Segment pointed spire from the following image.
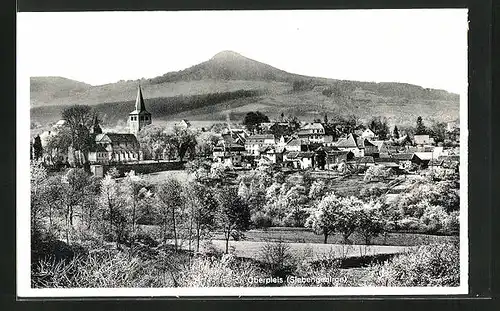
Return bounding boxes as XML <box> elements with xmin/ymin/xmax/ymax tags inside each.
<box><xmin>135</xmin><ymin>85</ymin><xmax>146</xmax><ymax>112</ymax></box>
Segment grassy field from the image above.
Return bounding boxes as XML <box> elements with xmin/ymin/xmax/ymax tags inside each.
<box><xmin>198</xmin><ymin>239</ymin><xmax>412</xmax><ymax>262</ymax></box>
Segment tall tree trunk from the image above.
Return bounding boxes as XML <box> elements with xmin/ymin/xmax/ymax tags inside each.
<box><xmin>65</xmin><ymin>205</ymin><xmax>71</xmax><ymax>244</ymax></box>
<box><xmin>225</xmin><ymin>228</ymin><xmax>230</xmax><ymax>254</ymax></box>
<box><xmin>323</xmin><ymin>231</ymin><xmax>328</xmax><ymax>244</ymax></box>
<box><xmin>196</xmin><ymin>225</ymin><xmax>200</xmax><ymax>252</ymax></box>
<box><xmin>171</xmin><ymin>206</ymin><xmax>177</xmax><ymax>251</ymax></box>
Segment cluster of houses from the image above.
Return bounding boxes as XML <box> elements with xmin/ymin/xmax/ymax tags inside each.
<box><xmin>212</xmin><ymin>121</ymin><xmax>460</xmax><ymax>173</ymax></box>
<box><xmin>31</xmin><ymin>85</ymin><xmax>460</xmax><ymax>176</ymax></box>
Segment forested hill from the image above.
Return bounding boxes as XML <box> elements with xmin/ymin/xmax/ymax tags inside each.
<box><xmin>30</xmin><ymin>50</ymin><xmax>460</xmax><ymax>127</ymax></box>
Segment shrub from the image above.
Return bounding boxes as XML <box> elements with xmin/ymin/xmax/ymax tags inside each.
<box><xmin>364</xmin><ymin>243</ymin><xmax>460</xmax><ymax>286</ymax></box>
<box><xmin>259</xmin><ymin>239</ymin><xmax>297</xmax><ymax>280</ymax></box>
<box><xmin>178</xmin><ymin>254</ymin><xmax>262</xmax><ymax>287</ymax></box>
<box><xmin>252</xmin><ymin>212</ymin><xmax>273</xmax><ymax>230</ymax></box>
<box><xmin>364</xmin><ymin>166</ymin><xmax>393</xmax><ymax>183</ymax></box>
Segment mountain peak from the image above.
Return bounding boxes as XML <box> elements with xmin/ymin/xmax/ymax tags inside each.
<box><xmin>210</xmin><ymin>50</ymin><xmax>246</xmax><ymax>61</ymax></box>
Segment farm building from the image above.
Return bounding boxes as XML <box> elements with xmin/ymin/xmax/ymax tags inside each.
<box><xmin>414</xmin><ymin>135</ymin><xmax>435</xmax><ymax>146</ymax></box>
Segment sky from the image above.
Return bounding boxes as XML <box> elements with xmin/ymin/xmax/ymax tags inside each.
<box><xmin>18</xmin><ymin>9</ymin><xmax>468</xmax><ymax>93</ymax></box>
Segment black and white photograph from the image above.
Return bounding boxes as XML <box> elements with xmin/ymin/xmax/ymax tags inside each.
<box><xmin>17</xmin><ymin>9</ymin><xmax>468</xmax><ymax>296</ymax></box>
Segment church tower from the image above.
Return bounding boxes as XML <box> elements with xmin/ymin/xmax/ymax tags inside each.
<box><xmin>129</xmin><ymin>85</ymin><xmax>152</xmax><ymax>136</ymax></box>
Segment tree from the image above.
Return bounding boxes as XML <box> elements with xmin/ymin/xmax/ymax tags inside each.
<box><xmin>415</xmin><ymin>116</ymin><xmax>427</xmax><ymax>135</ymax></box>
<box><xmin>156</xmin><ymin>178</ymin><xmax>184</xmax><ymax>250</ymax></box>
<box><xmin>184</xmin><ymin>181</ymin><xmax>218</xmax><ymax>252</ymax></box>
<box><xmin>61</xmin><ymin>105</ymin><xmax>99</xmax><ymax>167</ymax></box>
<box><xmin>368</xmin><ymin>116</ymin><xmax>390</xmax><ymax>140</ymax></box>
<box><xmin>61</xmin><ymin>168</ymin><xmax>90</xmax><ymax>244</ymax></box>
<box><xmin>355</xmin><ymin>202</ymin><xmax>386</xmax><ymax>245</ymax></box>
<box><xmin>122</xmin><ymin>171</ymin><xmax>148</xmax><ymax>242</ymax></box>
<box><xmin>98</xmin><ymin>172</ymin><xmax>127</xmax><ymax>246</ymax></box>
<box><xmin>31</xmin><ymin>164</ymin><xmax>48</xmax><ymax>238</ymax></box>
<box><xmin>335</xmin><ymin>196</ymin><xmax>364</xmax><ymax>243</ymax></box>
<box><xmin>136</xmin><ymin>124</ymin><xmax>169</xmax><ymax>160</ymax></box>
<box><xmin>243</xmin><ymin>111</ymin><xmax>269</xmax><ymax>133</ymax></box>
<box><xmin>429</xmin><ymin>121</ymin><xmax>447</xmax><ymax>143</ymax></box>
<box><xmin>306</xmin><ymin>194</ymin><xmax>363</xmax><ymax>244</ymax></box>
<box><xmin>306</xmin><ymin>194</ymin><xmax>342</xmax><ymax>244</ymax></box>
<box><xmin>45</xmin><ymin>127</ymin><xmax>72</xmax><ymax>164</ymax></box>
<box><xmin>393</xmin><ymin>126</ymin><xmax>400</xmax><ymax>139</ymax></box>
<box><xmin>216</xmin><ymin>186</ymin><xmax>251</xmax><ymax>253</ymax></box>
<box><xmin>309</xmin><ymin>180</ymin><xmax>328</xmax><ymax>200</ymax></box>
<box><xmin>170</xmin><ymin>125</ymin><xmax>198</xmax><ymax>161</ymax></box>
<box><xmin>32</xmin><ymin>135</ymin><xmax>43</xmax><ymax>161</ymax></box>
<box><xmin>196</xmin><ymin>131</ymin><xmax>220</xmax><ymax>156</ymax></box>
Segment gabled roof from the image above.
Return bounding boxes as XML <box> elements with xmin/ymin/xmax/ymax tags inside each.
<box><xmin>298</xmin><ymin>152</ymin><xmax>315</xmax><ymax>158</ymax></box>
<box><xmin>412</xmin><ymin>152</ymin><xmax>434</xmax><ymax>161</ymax></box>
<box><xmin>356</xmin><ymin>156</ymin><xmax>375</xmax><ymax>164</ymax></box>
<box><xmin>392</xmin><ymin>153</ymin><xmax>414</xmax><ymax>160</ymax></box>
<box><xmin>428</xmin><ymin>159</ymin><xmax>444</xmax><ymax>166</ymax></box>
<box><xmin>96</xmin><ymin>133</ymin><xmax>139</xmax><ymax>144</ymax></box>
<box><xmin>336</xmin><ymin>133</ymin><xmax>359</xmax><ymax>148</ymax></box>
<box><xmin>286</xmin><ymin>137</ymin><xmax>305</xmax><ymax>146</ymax></box>
<box><xmin>247</xmin><ymin>134</ymin><xmax>275</xmax><ymax>142</ymax></box>
<box><xmin>438</xmin><ymin>155</ymin><xmax>460</xmax><ymax>162</ymax></box>
<box><xmin>284</xmin><ymin>151</ymin><xmax>300</xmax><ymax>159</ymax></box>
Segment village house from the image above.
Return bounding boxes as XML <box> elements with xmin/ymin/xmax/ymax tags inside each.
<box><xmin>411</xmin><ymin>152</ymin><xmax>435</xmax><ymax>168</ymax></box>
<box><xmin>284</xmin><ymin>137</ymin><xmax>306</xmax><ymax>152</ymax></box>
<box><xmin>362</xmin><ymin>139</ymin><xmax>379</xmax><ymax>157</ymax></box>
<box><xmin>245</xmin><ymin>134</ymin><xmax>276</xmax><ymax>156</ymax></box>
<box><xmin>297</xmin><ymin>123</ymin><xmax>329</xmax><ymax>143</ymax></box>
<box><xmin>413</xmin><ymin>134</ymin><xmax>435</xmax><ymax>146</ymax></box>
<box><xmin>360</xmin><ymin>128</ymin><xmax>376</xmax><ymax>139</ymax></box>
<box><xmin>323</xmin><ymin>146</ymin><xmax>350</xmax><ymax>169</ymax></box>
<box><xmin>335</xmin><ymin>133</ymin><xmax>364</xmax><ymax>157</ymax></box>
<box><xmin>283</xmin><ymin>151</ymin><xmax>315</xmax><ymax>169</ymax></box>
<box><xmin>260</xmin><ymin>146</ymin><xmax>284</xmax><ymax>164</ymax></box>
<box><xmin>213</xmin><ymin>144</ymin><xmax>246</xmax><ymax>166</ymax></box>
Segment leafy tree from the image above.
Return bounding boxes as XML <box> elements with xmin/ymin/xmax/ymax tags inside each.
<box><xmin>30</xmin><ymin>164</ymin><xmax>49</xmax><ymax>237</ymax></box>
<box><xmin>98</xmin><ymin>172</ymin><xmax>127</xmax><ymax>246</ymax></box>
<box><xmin>170</xmin><ymin>125</ymin><xmax>198</xmax><ymax>161</ymax></box>
<box><xmin>184</xmin><ymin>181</ymin><xmax>218</xmax><ymax>252</ymax></box>
<box><xmin>243</xmin><ymin>111</ymin><xmax>269</xmax><ymax>133</ymax></box>
<box><xmin>429</xmin><ymin>121</ymin><xmax>447</xmax><ymax>143</ymax></box>
<box><xmin>61</xmin><ymin>105</ymin><xmax>99</xmax><ymax>167</ymax></box>
<box><xmin>61</xmin><ymin>168</ymin><xmax>90</xmax><ymax>244</ymax></box>
<box><xmin>195</xmin><ymin>131</ymin><xmax>221</xmax><ymax>156</ymax></box>
<box><xmin>393</xmin><ymin>126</ymin><xmax>400</xmax><ymax>139</ymax></box>
<box><xmin>216</xmin><ymin>186</ymin><xmax>251</xmax><ymax>253</ymax></box>
<box><xmin>136</xmin><ymin>124</ymin><xmax>169</xmax><ymax>160</ymax></box>
<box><xmin>32</xmin><ymin>135</ymin><xmax>43</xmax><ymax>161</ymax></box>
<box><xmin>156</xmin><ymin>178</ymin><xmax>184</xmax><ymax>249</ymax></box>
<box><xmin>368</xmin><ymin>116</ymin><xmax>390</xmax><ymax>140</ymax></box>
<box><xmin>122</xmin><ymin>171</ymin><xmax>148</xmax><ymax>242</ymax></box>
<box><xmin>355</xmin><ymin>202</ymin><xmax>386</xmax><ymax>245</ymax></box>
<box><xmin>305</xmin><ymin>194</ymin><xmax>343</xmax><ymax>244</ymax></box>
<box><xmin>415</xmin><ymin>116</ymin><xmax>427</xmax><ymax>135</ymax></box>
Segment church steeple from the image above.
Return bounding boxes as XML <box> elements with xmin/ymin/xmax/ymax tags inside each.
<box><xmin>135</xmin><ymin>85</ymin><xmax>146</xmax><ymax>112</ymax></box>
<box><xmin>129</xmin><ymin>85</ymin><xmax>152</xmax><ymax>136</ymax></box>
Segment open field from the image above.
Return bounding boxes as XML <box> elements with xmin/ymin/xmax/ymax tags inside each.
<box><xmin>202</xmin><ymin>240</ymin><xmax>413</xmax><ymax>262</ymax></box>
<box><xmin>140</xmin><ymin>225</ymin><xmax>457</xmax><ymax>248</ymax></box>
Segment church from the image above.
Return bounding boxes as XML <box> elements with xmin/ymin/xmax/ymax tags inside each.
<box><xmin>88</xmin><ymin>85</ymin><xmax>152</xmax><ymax>164</ymax></box>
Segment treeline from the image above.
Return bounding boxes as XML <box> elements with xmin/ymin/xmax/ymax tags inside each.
<box><xmin>291</xmin><ymin>78</ymin><xmax>459</xmax><ymax>101</ymax></box>
<box><xmin>99</xmin><ymin>89</ymin><xmax>262</xmax><ymax>125</ymax></box>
